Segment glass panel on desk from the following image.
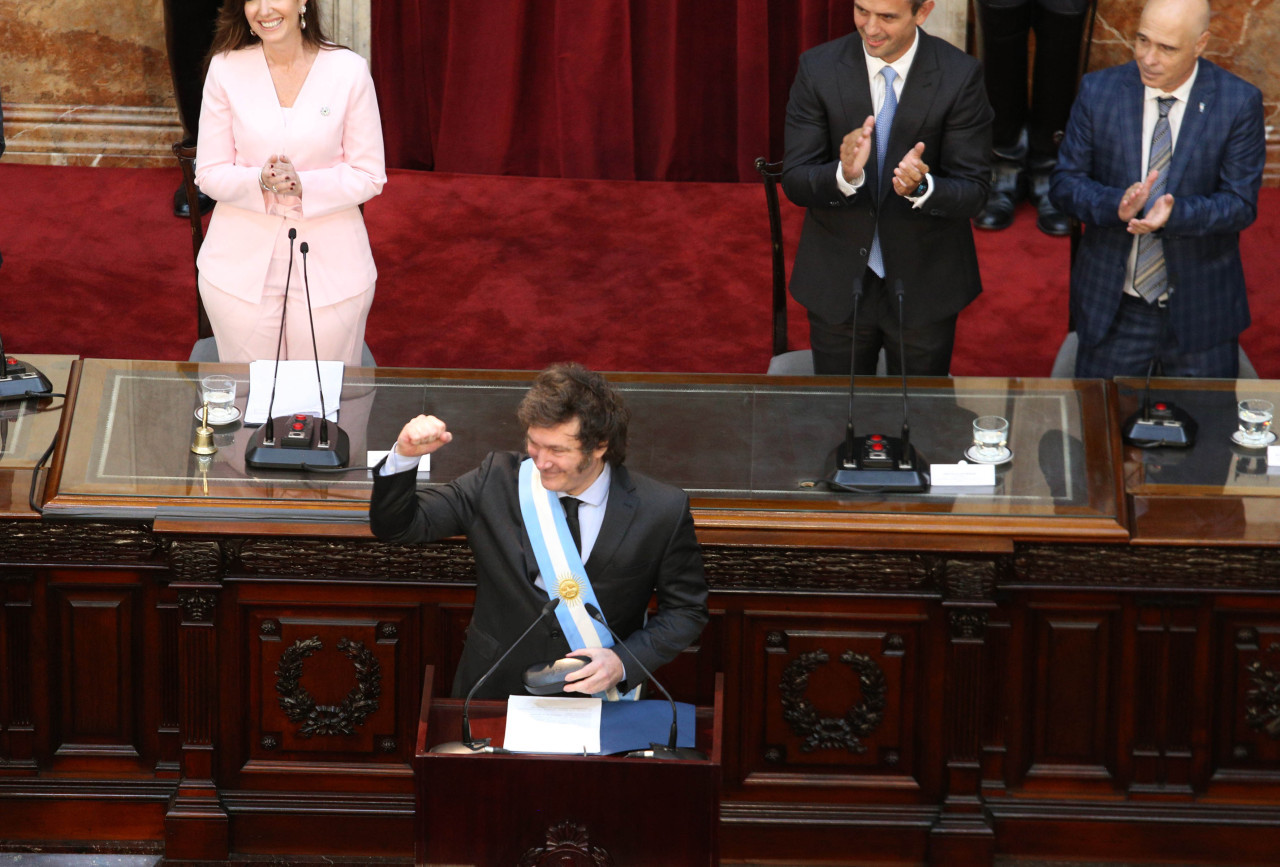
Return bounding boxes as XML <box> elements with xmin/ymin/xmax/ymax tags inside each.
<box><xmin>1118</xmin><ymin>379</ymin><xmax>1280</xmax><ymax>494</ymax></box>
<box><xmin>52</xmin><ymin>361</ymin><xmax>1115</xmax><ymax>522</ymax></box>
<box><xmin>0</xmin><ymin>356</ymin><xmax>74</xmax><ymax>468</ymax></box>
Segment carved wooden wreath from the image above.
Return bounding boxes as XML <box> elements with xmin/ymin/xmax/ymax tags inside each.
<box><xmin>275</xmin><ymin>636</ymin><xmax>382</xmax><ymax>738</ymax></box>
<box><xmin>1246</xmin><ymin>657</ymin><xmax>1280</xmax><ymax>738</ymax></box>
<box><xmin>779</xmin><ymin>648</ymin><xmax>887</xmax><ymax>754</ymax></box>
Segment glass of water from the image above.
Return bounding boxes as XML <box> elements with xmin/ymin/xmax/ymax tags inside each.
<box><xmin>972</xmin><ymin>415</ymin><xmax>1009</xmax><ymax>460</ymax></box>
<box><xmin>200</xmin><ymin>374</ymin><xmax>238</xmax><ymax>425</ymax></box>
<box><xmin>1237</xmin><ymin>399</ymin><xmax>1274</xmax><ymax>447</ymax></box>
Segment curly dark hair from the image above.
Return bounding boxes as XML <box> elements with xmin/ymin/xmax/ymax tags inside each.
<box><xmin>207</xmin><ymin>0</ymin><xmax>343</xmax><ymax>62</ymax></box>
<box><xmin>517</xmin><ymin>363</ymin><xmax>630</xmax><ymax>466</ymax></box>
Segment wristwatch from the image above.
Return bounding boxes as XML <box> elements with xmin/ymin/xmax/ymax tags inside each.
<box><xmin>910</xmin><ymin>177</ymin><xmax>929</xmax><ymax>198</ymax></box>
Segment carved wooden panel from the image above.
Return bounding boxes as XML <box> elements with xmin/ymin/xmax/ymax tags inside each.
<box><xmin>0</xmin><ymin>569</ymin><xmax>37</xmax><ymax>769</ymax></box>
<box><xmin>1015</xmin><ymin>597</ymin><xmax>1122</xmax><ymax>794</ymax></box>
<box><xmin>1212</xmin><ymin>612</ymin><xmax>1280</xmax><ymax>786</ymax></box>
<box><xmin>740</xmin><ymin>607</ymin><xmax>935</xmax><ymax>795</ymax></box>
<box><xmin>249</xmin><ymin>607</ymin><xmax>404</xmax><ymax>759</ymax></box>
<box><xmin>1129</xmin><ymin>600</ymin><xmax>1202</xmax><ymax>794</ymax></box>
<box><xmin>49</xmin><ymin>571</ymin><xmax>146</xmax><ymax>767</ymax></box>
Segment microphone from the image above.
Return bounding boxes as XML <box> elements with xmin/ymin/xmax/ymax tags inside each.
<box><xmin>429</xmin><ymin>597</ymin><xmax>562</xmax><ymax>755</ymax></box>
<box><xmin>582</xmin><ymin>602</ymin><xmax>705</xmax><ymax>761</ymax></box>
<box><xmin>0</xmin><ymin>329</ymin><xmax>54</xmax><ymax>402</ymax></box>
<box><xmin>827</xmin><ymin>277</ymin><xmax>928</xmax><ymax>492</ymax></box>
<box><xmin>244</xmin><ymin>234</ymin><xmax>352</xmax><ymax>469</ymax></box>
<box><xmin>1122</xmin><ymin>299</ymin><xmax>1196</xmax><ymax>448</ymax></box>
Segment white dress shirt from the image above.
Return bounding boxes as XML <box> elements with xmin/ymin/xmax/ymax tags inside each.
<box><xmin>835</xmin><ymin>29</ymin><xmax>933</xmax><ymax>206</ymax></box>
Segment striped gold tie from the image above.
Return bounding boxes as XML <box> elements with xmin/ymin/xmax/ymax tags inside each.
<box><xmin>1133</xmin><ymin>96</ymin><xmax>1177</xmax><ymax>303</ymax></box>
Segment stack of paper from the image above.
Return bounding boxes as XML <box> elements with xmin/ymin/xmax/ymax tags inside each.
<box><xmin>245</xmin><ymin>360</ymin><xmax>344</xmax><ymax>424</ymax></box>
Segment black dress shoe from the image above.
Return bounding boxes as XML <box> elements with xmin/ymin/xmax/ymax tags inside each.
<box><xmin>974</xmin><ymin>189</ymin><xmax>1017</xmax><ymax>231</ymax></box>
<box><xmin>173</xmin><ymin>183</ymin><xmax>215</xmax><ymax>219</ymax></box>
<box><xmin>1035</xmin><ymin>194</ymin><xmax>1072</xmax><ymax>236</ymax></box>
<box><xmin>973</xmin><ymin>146</ymin><xmax>1026</xmax><ymax>231</ymax></box>
<box><xmin>1028</xmin><ymin>162</ymin><xmax>1071</xmax><ymax>237</ymax></box>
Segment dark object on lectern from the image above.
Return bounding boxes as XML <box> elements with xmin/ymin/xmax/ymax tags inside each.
<box><xmin>245</xmin><ymin>413</ymin><xmax>350</xmax><ymax>468</ymax></box>
<box><xmin>582</xmin><ymin>602</ymin><xmax>706</xmax><ymax>761</ymax></box>
<box><xmin>523</xmin><ymin>657</ymin><xmax>587</xmax><ymax>696</ymax></box>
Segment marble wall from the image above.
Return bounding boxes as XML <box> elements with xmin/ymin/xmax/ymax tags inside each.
<box><xmin>0</xmin><ymin>0</ymin><xmax>1275</xmax><ymax>178</ymax></box>
<box><xmin>0</xmin><ymin>0</ymin><xmax>370</xmax><ymax>167</ymax></box>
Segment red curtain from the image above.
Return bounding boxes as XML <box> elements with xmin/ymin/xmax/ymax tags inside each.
<box><xmin>371</xmin><ymin>0</ymin><xmax>857</xmax><ymax>182</ymax></box>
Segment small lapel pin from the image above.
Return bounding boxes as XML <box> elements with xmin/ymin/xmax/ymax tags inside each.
<box><xmin>320</xmin><ymin>105</ymin><xmax>331</xmax><ymax>116</ymax></box>
<box><xmin>1198</xmin><ymin>102</ymin><xmax>1205</xmax><ymax>112</ymax></box>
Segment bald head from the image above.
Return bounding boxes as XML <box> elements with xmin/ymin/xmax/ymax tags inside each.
<box><xmin>1134</xmin><ymin>0</ymin><xmax>1211</xmax><ymax>92</ymax></box>
<box><xmin>1142</xmin><ymin>0</ymin><xmax>1211</xmax><ymax>35</ymax></box>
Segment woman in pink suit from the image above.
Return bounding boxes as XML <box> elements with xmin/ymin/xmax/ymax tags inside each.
<box><xmin>196</xmin><ymin>0</ymin><xmax>385</xmax><ymax>366</ymax></box>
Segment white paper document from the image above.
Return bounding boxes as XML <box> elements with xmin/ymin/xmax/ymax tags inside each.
<box><xmin>503</xmin><ymin>695</ymin><xmax>601</xmax><ymax>754</ymax></box>
<box><xmin>930</xmin><ymin>463</ymin><xmax>996</xmax><ymax>486</ymax></box>
<box><xmin>245</xmin><ymin>360</ymin><xmax>344</xmax><ymax>425</ymax></box>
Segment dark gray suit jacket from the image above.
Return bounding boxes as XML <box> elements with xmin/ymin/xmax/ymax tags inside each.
<box><xmin>369</xmin><ymin>451</ymin><xmax>709</xmax><ymax>699</ymax></box>
<box><xmin>782</xmin><ymin>29</ymin><xmax>993</xmax><ymax>328</ymax></box>
<box><xmin>1050</xmin><ymin>59</ymin><xmax>1265</xmax><ymax>353</ymax></box>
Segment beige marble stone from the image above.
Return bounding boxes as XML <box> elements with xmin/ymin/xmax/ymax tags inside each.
<box><xmin>322</xmin><ymin>0</ymin><xmax>372</xmax><ymax>63</ymax></box>
<box><xmin>930</xmin><ymin>0</ymin><xmax>969</xmax><ymax>50</ymax></box>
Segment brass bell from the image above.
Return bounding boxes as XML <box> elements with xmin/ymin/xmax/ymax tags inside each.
<box><xmin>192</xmin><ymin>404</ymin><xmax>218</xmax><ymax>455</ymax></box>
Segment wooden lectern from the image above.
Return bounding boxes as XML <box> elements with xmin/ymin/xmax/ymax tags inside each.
<box><xmin>414</xmin><ymin>666</ymin><xmax>723</xmax><ymax>866</ymax></box>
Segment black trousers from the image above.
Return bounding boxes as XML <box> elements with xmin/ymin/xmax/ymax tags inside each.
<box><xmin>808</xmin><ymin>270</ymin><xmax>957</xmax><ymax>377</ymax></box>
<box><xmin>977</xmin><ymin>0</ymin><xmax>1090</xmax><ymax>160</ymax></box>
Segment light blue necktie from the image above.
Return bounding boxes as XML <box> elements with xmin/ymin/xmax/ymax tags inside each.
<box><xmin>868</xmin><ymin>66</ymin><xmax>898</xmax><ymax>279</ymax></box>
<box><xmin>1133</xmin><ymin>96</ymin><xmax>1177</xmax><ymax>303</ymax></box>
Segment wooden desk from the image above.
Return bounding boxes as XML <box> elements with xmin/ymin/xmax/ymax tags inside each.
<box><xmin>5</xmin><ymin>361</ymin><xmax>1279</xmax><ymax>865</ymax></box>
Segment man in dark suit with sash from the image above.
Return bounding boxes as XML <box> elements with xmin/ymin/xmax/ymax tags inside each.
<box><xmin>782</xmin><ymin>0</ymin><xmax>993</xmax><ymax>376</ymax></box>
<box><xmin>369</xmin><ymin>363</ymin><xmax>709</xmax><ymax>700</ymax></box>
<box><xmin>1050</xmin><ymin>0</ymin><xmax>1264</xmax><ymax>379</ymax></box>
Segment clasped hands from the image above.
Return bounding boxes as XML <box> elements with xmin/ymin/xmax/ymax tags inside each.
<box><xmin>260</xmin><ymin>154</ymin><xmax>302</xmax><ymax>197</ymax></box>
<box><xmin>840</xmin><ymin>114</ymin><xmax>929</xmax><ymax>197</ymax></box>
<box><xmin>1119</xmin><ymin>168</ymin><xmax>1173</xmax><ymax>234</ymax></box>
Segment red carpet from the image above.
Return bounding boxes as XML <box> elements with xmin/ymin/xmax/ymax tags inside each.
<box><xmin>1</xmin><ymin>163</ymin><xmax>1276</xmax><ymax>378</ymax></box>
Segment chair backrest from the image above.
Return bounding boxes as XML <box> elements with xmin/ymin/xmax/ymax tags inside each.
<box><xmin>753</xmin><ymin>157</ymin><xmax>789</xmax><ymax>359</ymax></box>
<box><xmin>172</xmin><ymin>140</ymin><xmax>214</xmax><ymax>340</ymax></box>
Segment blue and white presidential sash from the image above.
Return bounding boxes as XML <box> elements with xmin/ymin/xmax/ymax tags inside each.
<box><xmin>518</xmin><ymin>459</ymin><xmax>629</xmax><ymax>701</ymax></box>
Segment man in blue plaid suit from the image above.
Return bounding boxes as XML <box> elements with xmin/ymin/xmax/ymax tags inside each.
<box><xmin>1050</xmin><ymin>0</ymin><xmax>1265</xmax><ymax>379</ymax></box>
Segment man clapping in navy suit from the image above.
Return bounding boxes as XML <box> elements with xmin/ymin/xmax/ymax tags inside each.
<box><xmin>1050</xmin><ymin>0</ymin><xmax>1265</xmax><ymax>379</ymax></box>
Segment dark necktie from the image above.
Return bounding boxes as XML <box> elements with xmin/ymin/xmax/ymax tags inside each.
<box><xmin>1133</xmin><ymin>96</ymin><xmax>1177</xmax><ymax>303</ymax></box>
<box><xmin>560</xmin><ymin>496</ymin><xmax>583</xmax><ymax>554</ymax></box>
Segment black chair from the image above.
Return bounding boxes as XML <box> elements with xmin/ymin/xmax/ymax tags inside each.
<box><xmin>173</xmin><ymin>140</ymin><xmax>215</xmax><ymax>355</ymax></box>
<box><xmin>754</xmin><ymin>157</ymin><xmax>814</xmax><ymax>374</ymax></box>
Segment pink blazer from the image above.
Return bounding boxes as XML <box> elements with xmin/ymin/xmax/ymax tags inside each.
<box><xmin>196</xmin><ymin>45</ymin><xmax>386</xmax><ymax>306</ymax></box>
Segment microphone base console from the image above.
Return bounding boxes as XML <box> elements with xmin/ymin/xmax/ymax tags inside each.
<box><xmin>1123</xmin><ymin>401</ymin><xmax>1197</xmax><ymax>449</ymax></box>
<box><xmin>0</xmin><ymin>358</ymin><xmax>54</xmax><ymax>402</ymax></box>
<box><xmin>830</xmin><ymin>434</ymin><xmax>930</xmax><ymax>492</ymax></box>
<box><xmin>245</xmin><ymin>415</ymin><xmax>351</xmax><ymax>468</ymax></box>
